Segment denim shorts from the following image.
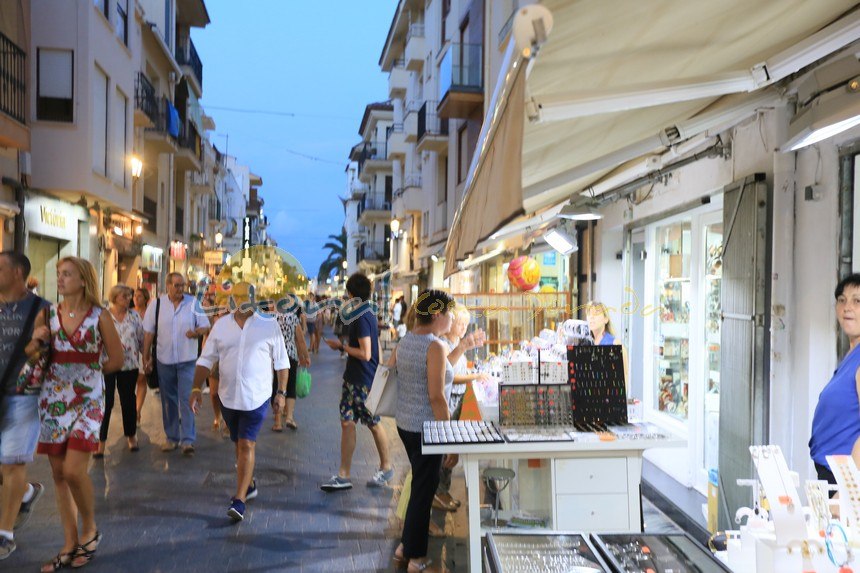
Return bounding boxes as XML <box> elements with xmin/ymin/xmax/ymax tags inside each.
<box><xmin>220</xmin><ymin>399</ymin><xmax>268</xmax><ymax>443</ymax></box>
<box><xmin>0</xmin><ymin>394</ymin><xmax>41</xmax><ymax>464</ymax></box>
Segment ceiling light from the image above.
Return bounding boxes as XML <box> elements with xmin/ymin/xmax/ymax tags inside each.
<box><xmin>430</xmin><ymin>254</ymin><xmax>439</xmax><ymax>262</ymax></box>
<box><xmin>544</xmin><ymin>227</ymin><xmax>578</xmax><ymax>255</ymax></box>
<box><xmin>558</xmin><ymin>203</ymin><xmax>602</xmax><ymax>221</ymax></box>
<box><xmin>782</xmin><ymin>86</ymin><xmax>860</xmax><ymax>151</ymax></box>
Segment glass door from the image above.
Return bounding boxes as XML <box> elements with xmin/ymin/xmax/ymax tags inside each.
<box><xmin>654</xmin><ymin>221</ymin><xmax>691</xmax><ymax>420</ymax></box>
<box><xmin>702</xmin><ymin>217</ymin><xmax>723</xmax><ymax>479</ymax></box>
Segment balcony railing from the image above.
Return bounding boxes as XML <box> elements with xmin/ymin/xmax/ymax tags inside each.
<box><xmin>406</xmin><ymin>23</ymin><xmax>425</xmax><ymax>42</ymax></box>
<box><xmin>178</xmin><ymin>122</ymin><xmax>201</xmax><ymax>160</ymax></box>
<box><xmin>396</xmin><ymin>174</ymin><xmax>422</xmax><ymax>197</ymax></box>
<box><xmin>417</xmin><ymin>101</ymin><xmax>448</xmax><ymax>140</ymax></box>
<box><xmin>361</xmin><ymin>241</ymin><xmax>390</xmax><ymax>261</ymax></box>
<box><xmin>357</xmin><ymin>140</ymin><xmax>388</xmax><ymax>174</ymax></box>
<box><xmin>0</xmin><ymin>31</ymin><xmax>25</xmax><ymax>124</ymax></box>
<box><xmin>363</xmin><ymin>193</ymin><xmax>391</xmax><ymax>212</ymax></box>
<box><xmin>439</xmin><ymin>43</ymin><xmax>483</xmax><ymax>99</ymax></box>
<box><xmin>143</xmin><ymin>197</ymin><xmax>158</xmax><ymax>234</ymax></box>
<box><xmin>175</xmin><ymin>37</ymin><xmax>203</xmax><ymax>90</ymax></box>
<box><xmin>135</xmin><ymin>73</ymin><xmax>158</xmax><ymax>123</ymax></box>
<box><xmin>208</xmin><ymin>197</ymin><xmax>222</xmax><ymax>220</ymax></box>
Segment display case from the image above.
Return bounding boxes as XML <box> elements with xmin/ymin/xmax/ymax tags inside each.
<box><xmin>703</xmin><ymin>224</ymin><xmax>722</xmax><ymax>472</ymax></box>
<box><xmin>592</xmin><ymin>533</ymin><xmax>731</xmax><ymax>573</ymax></box>
<box><xmin>485</xmin><ymin>533</ymin><xmax>610</xmax><ymax>573</ymax></box>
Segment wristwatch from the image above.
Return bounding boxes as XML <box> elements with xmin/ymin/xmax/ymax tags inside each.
<box><xmin>276</xmin><ymin>390</ymin><xmax>288</xmax><ymax>397</ymax></box>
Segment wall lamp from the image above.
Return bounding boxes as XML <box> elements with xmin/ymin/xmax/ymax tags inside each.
<box><xmin>544</xmin><ymin>226</ymin><xmax>578</xmax><ymax>255</ymax></box>
<box><xmin>782</xmin><ymin>77</ymin><xmax>860</xmax><ymax>151</ymax></box>
<box><xmin>390</xmin><ymin>218</ymin><xmax>402</xmax><ymax>239</ymax></box>
<box><xmin>130</xmin><ymin>155</ymin><xmax>143</xmax><ymax>179</ymax></box>
<box><xmin>558</xmin><ymin>202</ymin><xmax>602</xmax><ymax>221</ymax></box>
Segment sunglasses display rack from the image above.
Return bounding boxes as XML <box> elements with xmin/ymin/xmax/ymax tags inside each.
<box><xmin>485</xmin><ymin>533</ymin><xmax>609</xmax><ymax>573</ymax></box>
<box><xmin>422</xmin><ymin>420</ymin><xmax>505</xmax><ymax>445</ymax></box>
<box><xmin>592</xmin><ymin>533</ymin><xmax>732</xmax><ymax>573</ymax></box>
<box><xmin>567</xmin><ymin>345</ymin><xmax>628</xmax><ymax>428</ymax></box>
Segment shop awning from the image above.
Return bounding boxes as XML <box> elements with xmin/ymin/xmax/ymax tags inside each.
<box><xmin>444</xmin><ymin>0</ymin><xmax>860</xmax><ymax>277</ymax></box>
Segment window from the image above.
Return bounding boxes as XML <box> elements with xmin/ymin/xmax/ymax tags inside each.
<box><xmin>111</xmin><ymin>88</ymin><xmax>128</xmax><ymax>187</ymax></box>
<box><xmin>457</xmin><ymin>123</ymin><xmax>469</xmax><ymax>183</ymax></box>
<box><xmin>37</xmin><ymin>49</ymin><xmax>74</xmax><ymax>122</ymax></box>
<box><xmin>438</xmin><ymin>157</ymin><xmax>447</xmax><ymax>205</ymax></box>
<box><xmin>441</xmin><ymin>0</ymin><xmax>451</xmax><ymax>44</ymax></box>
<box><xmin>94</xmin><ymin>0</ymin><xmax>108</xmax><ymax>19</ymax></box>
<box><xmin>163</xmin><ymin>0</ymin><xmax>173</xmax><ymax>49</ymax></box>
<box><xmin>385</xmin><ymin>175</ymin><xmax>393</xmax><ymax>205</ymax></box>
<box><xmin>115</xmin><ymin>0</ymin><xmax>128</xmax><ymax>45</ymax></box>
<box><xmin>92</xmin><ymin>67</ymin><xmax>108</xmax><ymax>175</ymax></box>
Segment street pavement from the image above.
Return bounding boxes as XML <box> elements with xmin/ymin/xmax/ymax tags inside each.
<box><xmin>10</xmin><ymin>324</ymin><xmax>468</xmax><ymax>572</ymax></box>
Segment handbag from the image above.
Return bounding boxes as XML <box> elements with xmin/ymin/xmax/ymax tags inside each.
<box><xmin>296</xmin><ymin>367</ymin><xmax>312</xmax><ymax>398</ymax></box>
<box><xmin>367</xmin><ymin>364</ymin><xmax>397</xmax><ymax>417</ymax></box>
<box><xmin>146</xmin><ymin>299</ymin><xmax>160</xmax><ymax>389</ymax></box>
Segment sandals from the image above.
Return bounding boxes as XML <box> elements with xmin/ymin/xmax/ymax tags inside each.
<box><xmin>41</xmin><ymin>552</ymin><xmax>73</xmax><ymax>572</ymax></box>
<box><xmin>408</xmin><ymin>559</ymin><xmax>441</xmax><ymax>573</ymax></box>
<box><xmin>70</xmin><ymin>530</ymin><xmax>102</xmax><ymax>568</ymax></box>
<box><xmin>285</xmin><ymin>419</ymin><xmax>298</xmax><ymax>430</ymax></box>
<box><xmin>271</xmin><ymin>424</ymin><xmax>284</xmax><ymax>432</ymax></box>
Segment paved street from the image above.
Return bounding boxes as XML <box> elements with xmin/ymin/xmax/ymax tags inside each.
<box><xmin>11</xmin><ymin>324</ymin><xmax>468</xmax><ymax>573</ymax></box>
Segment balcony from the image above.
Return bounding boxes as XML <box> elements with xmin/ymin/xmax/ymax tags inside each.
<box><xmin>144</xmin><ymin>96</ymin><xmax>179</xmax><ymax>154</ymax></box>
<box><xmin>359</xmin><ymin>241</ymin><xmax>390</xmax><ymax>264</ymax></box>
<box><xmin>357</xmin><ymin>140</ymin><xmax>390</xmax><ymax>183</ymax></box>
<box><xmin>438</xmin><ymin>43</ymin><xmax>483</xmax><ymax>119</ymax></box>
<box><xmin>388</xmin><ymin>59</ymin><xmax>409</xmax><ymax>98</ymax></box>
<box><xmin>417</xmin><ymin>101</ymin><xmax>449</xmax><ymax>153</ymax></box>
<box><xmin>0</xmin><ymin>30</ymin><xmax>25</xmax><ymax>126</ymax></box>
<box><xmin>190</xmin><ymin>169</ymin><xmax>213</xmax><ymax>193</ymax></box>
<box><xmin>175</xmin><ymin>122</ymin><xmax>202</xmax><ymax>172</ymax></box>
<box><xmin>134</xmin><ymin>73</ymin><xmax>158</xmax><ymax>128</ymax></box>
<box><xmin>386</xmin><ymin>124</ymin><xmax>407</xmax><ymax>159</ymax></box>
<box><xmin>175</xmin><ymin>37</ymin><xmax>203</xmax><ymax>94</ymax></box>
<box><xmin>358</xmin><ymin>193</ymin><xmax>391</xmax><ymax>226</ymax></box>
<box><xmin>403</xmin><ymin>100</ymin><xmax>419</xmax><ymax>143</ymax></box>
<box><xmin>208</xmin><ymin>197</ymin><xmax>222</xmax><ymax>222</ymax></box>
<box><xmin>349</xmin><ymin>179</ymin><xmax>369</xmax><ymax>199</ymax></box>
<box><xmin>395</xmin><ymin>174</ymin><xmax>422</xmax><ymax>200</ymax></box>
<box><xmin>405</xmin><ymin>24</ymin><xmax>426</xmax><ymax>71</ymax></box>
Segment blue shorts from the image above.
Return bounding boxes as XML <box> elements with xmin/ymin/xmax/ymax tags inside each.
<box><xmin>0</xmin><ymin>395</ymin><xmax>40</xmax><ymax>464</ymax></box>
<box><xmin>219</xmin><ymin>400</ymin><xmax>268</xmax><ymax>443</ymax></box>
<box><xmin>307</xmin><ymin>323</ymin><xmax>316</xmax><ymax>335</ymax></box>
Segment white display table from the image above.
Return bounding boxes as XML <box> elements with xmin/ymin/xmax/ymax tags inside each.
<box><xmin>422</xmin><ymin>424</ymin><xmax>684</xmax><ymax>572</ymax></box>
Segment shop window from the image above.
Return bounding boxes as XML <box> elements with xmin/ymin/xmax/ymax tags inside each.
<box><xmin>655</xmin><ymin>220</ymin><xmax>691</xmax><ymax>419</ymax></box>
<box><xmin>37</xmin><ymin>49</ymin><xmax>74</xmax><ymax>123</ymax></box>
<box><xmin>92</xmin><ymin>67</ymin><xmax>108</xmax><ymax>176</ymax></box>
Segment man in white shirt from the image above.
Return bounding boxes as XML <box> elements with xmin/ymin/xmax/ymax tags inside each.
<box><xmin>191</xmin><ymin>282</ymin><xmax>290</xmax><ymax>522</ymax></box>
<box><xmin>142</xmin><ymin>272</ymin><xmax>210</xmax><ymax>455</ymax></box>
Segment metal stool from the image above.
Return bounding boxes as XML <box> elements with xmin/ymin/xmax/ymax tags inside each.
<box><xmin>482</xmin><ymin>467</ymin><xmax>516</xmax><ymax>527</ymax></box>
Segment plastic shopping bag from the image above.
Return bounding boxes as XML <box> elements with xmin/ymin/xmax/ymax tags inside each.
<box><xmin>296</xmin><ymin>368</ymin><xmax>312</xmax><ymax>399</ymax></box>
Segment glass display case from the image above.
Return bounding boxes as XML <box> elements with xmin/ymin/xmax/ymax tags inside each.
<box><xmin>655</xmin><ymin>221</ymin><xmax>691</xmax><ymax>419</ymax></box>
<box><xmin>703</xmin><ymin>223</ymin><xmax>723</xmax><ymax>472</ymax></box>
<box><xmin>592</xmin><ymin>533</ymin><xmax>732</xmax><ymax>573</ymax></box>
<box><xmin>485</xmin><ymin>533</ymin><xmax>609</xmax><ymax>573</ymax></box>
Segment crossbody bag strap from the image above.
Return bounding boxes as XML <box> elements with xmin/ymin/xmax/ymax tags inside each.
<box><xmin>153</xmin><ymin>298</ymin><xmax>160</xmax><ymax>365</ymax></box>
<box><xmin>0</xmin><ymin>297</ymin><xmax>44</xmax><ymax>391</ymax></box>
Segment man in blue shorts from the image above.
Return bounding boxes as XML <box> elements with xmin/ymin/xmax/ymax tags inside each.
<box><xmin>321</xmin><ymin>273</ymin><xmax>393</xmax><ymax>491</ymax></box>
<box><xmin>191</xmin><ymin>282</ymin><xmax>290</xmax><ymax>521</ymax></box>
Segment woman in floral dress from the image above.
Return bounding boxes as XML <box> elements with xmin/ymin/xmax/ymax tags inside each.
<box><xmin>38</xmin><ymin>257</ymin><xmax>123</xmax><ymax>572</ymax></box>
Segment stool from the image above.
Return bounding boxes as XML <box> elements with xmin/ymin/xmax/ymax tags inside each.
<box><xmin>482</xmin><ymin>467</ymin><xmax>515</xmax><ymax>527</ymax></box>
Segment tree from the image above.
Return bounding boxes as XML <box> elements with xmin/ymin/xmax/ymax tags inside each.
<box><xmin>318</xmin><ymin>227</ymin><xmax>347</xmax><ymax>280</ymax></box>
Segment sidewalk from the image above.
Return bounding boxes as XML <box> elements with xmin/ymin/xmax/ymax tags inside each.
<box><xmin>10</xmin><ymin>324</ymin><xmax>467</xmax><ymax>572</ymax></box>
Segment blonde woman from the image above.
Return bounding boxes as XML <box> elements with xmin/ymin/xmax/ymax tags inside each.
<box><xmin>95</xmin><ymin>286</ymin><xmax>144</xmax><ymax>457</ymax></box>
<box><xmin>586</xmin><ymin>301</ymin><xmax>630</xmax><ymax>390</ymax></box>
<box><xmin>132</xmin><ymin>288</ymin><xmax>150</xmax><ymax>426</ymax></box>
<box><xmin>38</xmin><ymin>257</ymin><xmax>123</xmax><ymax>572</ymax></box>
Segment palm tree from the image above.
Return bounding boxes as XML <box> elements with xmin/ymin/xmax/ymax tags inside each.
<box><xmin>318</xmin><ymin>227</ymin><xmax>347</xmax><ymax>280</ymax></box>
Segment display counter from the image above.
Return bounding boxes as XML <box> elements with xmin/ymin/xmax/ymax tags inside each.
<box><xmin>422</xmin><ymin>421</ymin><xmax>684</xmax><ymax>572</ymax></box>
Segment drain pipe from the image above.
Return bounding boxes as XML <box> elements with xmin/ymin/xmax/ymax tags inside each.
<box><xmin>2</xmin><ymin>176</ymin><xmax>25</xmax><ymax>253</ymax></box>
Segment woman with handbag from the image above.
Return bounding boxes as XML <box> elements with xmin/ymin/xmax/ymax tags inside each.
<box><xmin>272</xmin><ymin>295</ymin><xmax>311</xmax><ymax>431</ymax></box>
<box><xmin>133</xmin><ymin>288</ymin><xmax>151</xmax><ymax>426</ymax></box>
<box><xmin>37</xmin><ymin>257</ymin><xmax>123</xmax><ymax>572</ymax></box>
<box><xmin>95</xmin><ymin>286</ymin><xmax>144</xmax><ymax>457</ymax></box>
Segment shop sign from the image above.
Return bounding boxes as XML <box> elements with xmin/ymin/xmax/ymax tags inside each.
<box><xmin>169</xmin><ymin>241</ymin><xmax>187</xmax><ymax>261</ymax></box>
<box><xmin>204</xmin><ymin>250</ymin><xmax>225</xmax><ymax>265</ymax></box>
<box><xmin>141</xmin><ymin>245</ymin><xmax>163</xmax><ymax>272</ymax></box>
<box><xmin>24</xmin><ymin>194</ymin><xmax>81</xmax><ymax>238</ymax></box>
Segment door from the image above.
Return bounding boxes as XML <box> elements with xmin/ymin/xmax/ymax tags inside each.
<box><xmin>717</xmin><ymin>173</ymin><xmax>771</xmax><ymax>529</ymax></box>
<box><xmin>28</xmin><ymin>234</ymin><xmax>64</xmax><ymax>302</ymax></box>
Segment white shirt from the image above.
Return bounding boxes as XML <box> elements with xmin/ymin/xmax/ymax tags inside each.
<box><xmin>197</xmin><ymin>312</ymin><xmax>290</xmax><ymax>411</ymax></box>
<box><xmin>143</xmin><ymin>294</ymin><xmax>211</xmax><ymax>365</ymax></box>
<box><xmin>392</xmin><ymin>303</ymin><xmax>402</xmax><ymax>322</ymax></box>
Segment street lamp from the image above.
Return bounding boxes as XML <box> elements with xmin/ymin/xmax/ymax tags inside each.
<box><xmin>390</xmin><ymin>218</ymin><xmax>400</xmax><ymax>238</ymax></box>
<box><xmin>130</xmin><ymin>156</ymin><xmax>143</xmax><ymax>179</ymax></box>
<box><xmin>342</xmin><ymin>260</ymin><xmax>348</xmax><ymax>270</ymax></box>
<box><xmin>215</xmin><ymin>232</ymin><xmax>223</xmax><ymax>247</ymax></box>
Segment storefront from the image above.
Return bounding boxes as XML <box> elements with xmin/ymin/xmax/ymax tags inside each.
<box><xmin>24</xmin><ymin>192</ymin><xmax>90</xmax><ymax>303</ymax></box>
<box><xmin>140</xmin><ymin>244</ymin><xmax>164</xmax><ymax>297</ymax></box>
<box><xmin>103</xmin><ymin>212</ymin><xmax>143</xmax><ymax>295</ymax></box>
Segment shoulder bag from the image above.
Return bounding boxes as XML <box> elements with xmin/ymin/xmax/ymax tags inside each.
<box><xmin>367</xmin><ymin>349</ymin><xmax>397</xmax><ymax>417</ymax></box>
<box><xmin>147</xmin><ymin>298</ymin><xmax>160</xmax><ymax>389</ymax></box>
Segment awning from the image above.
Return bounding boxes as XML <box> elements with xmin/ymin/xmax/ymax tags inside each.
<box><xmin>444</xmin><ymin>0</ymin><xmax>860</xmax><ymax>277</ymax></box>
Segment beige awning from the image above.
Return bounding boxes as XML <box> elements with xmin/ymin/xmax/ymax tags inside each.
<box><xmin>444</xmin><ymin>0</ymin><xmax>860</xmax><ymax>276</ymax></box>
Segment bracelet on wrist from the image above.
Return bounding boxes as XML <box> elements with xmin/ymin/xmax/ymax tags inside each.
<box><xmin>276</xmin><ymin>390</ymin><xmax>288</xmax><ymax>397</ymax></box>
<box><xmin>190</xmin><ymin>388</ymin><xmax>202</xmax><ymax>394</ymax></box>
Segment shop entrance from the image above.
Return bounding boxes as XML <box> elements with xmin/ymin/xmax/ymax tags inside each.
<box><xmin>28</xmin><ymin>234</ymin><xmax>68</xmax><ymax>302</ymax></box>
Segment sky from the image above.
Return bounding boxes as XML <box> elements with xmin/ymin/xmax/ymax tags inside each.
<box><xmin>192</xmin><ymin>1</ymin><xmax>394</xmax><ymax>278</ymax></box>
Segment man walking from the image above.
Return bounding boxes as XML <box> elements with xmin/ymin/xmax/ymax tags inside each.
<box><xmin>191</xmin><ymin>282</ymin><xmax>290</xmax><ymax>522</ymax></box>
<box><xmin>143</xmin><ymin>272</ymin><xmax>209</xmax><ymax>455</ymax></box>
<box><xmin>321</xmin><ymin>273</ymin><xmax>393</xmax><ymax>492</ymax></box>
<box><xmin>0</xmin><ymin>252</ymin><xmax>50</xmax><ymax>559</ymax></box>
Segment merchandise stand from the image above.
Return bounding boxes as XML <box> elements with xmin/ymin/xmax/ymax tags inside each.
<box><xmin>423</xmin><ymin>421</ymin><xmax>683</xmax><ymax>572</ymax></box>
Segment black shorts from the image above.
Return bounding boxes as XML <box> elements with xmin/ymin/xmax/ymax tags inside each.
<box><xmin>271</xmin><ymin>361</ymin><xmax>297</xmax><ymax>402</ymax></box>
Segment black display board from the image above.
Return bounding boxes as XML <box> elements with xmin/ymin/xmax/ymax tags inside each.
<box><xmin>567</xmin><ymin>345</ymin><xmax>628</xmax><ymax>428</ymax></box>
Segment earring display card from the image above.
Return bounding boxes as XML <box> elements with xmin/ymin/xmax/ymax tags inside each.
<box><xmin>539</xmin><ymin>361</ymin><xmax>569</xmax><ymax>385</ymax></box>
<box><xmin>502</xmin><ymin>361</ymin><xmax>537</xmax><ymax>385</ymax></box>
<box><xmin>591</xmin><ymin>533</ymin><xmax>732</xmax><ymax>573</ymax></box>
<box><xmin>499</xmin><ymin>384</ymin><xmax>573</xmax><ymax>427</ymax></box>
<box><xmin>567</xmin><ymin>345</ymin><xmax>627</xmax><ymax>428</ymax></box>
<box><xmin>486</xmin><ymin>533</ymin><xmax>609</xmax><ymax>573</ymax></box>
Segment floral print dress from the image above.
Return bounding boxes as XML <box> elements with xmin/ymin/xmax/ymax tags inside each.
<box><xmin>37</xmin><ymin>305</ymin><xmax>104</xmax><ymax>455</ymax></box>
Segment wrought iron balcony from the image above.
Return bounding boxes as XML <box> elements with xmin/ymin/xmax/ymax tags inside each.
<box><xmin>417</xmin><ymin>101</ymin><xmax>448</xmax><ymax>140</ymax></box>
<box><xmin>0</xmin><ymin>30</ymin><xmax>25</xmax><ymax>124</ymax></box>
<box><xmin>175</xmin><ymin>37</ymin><xmax>203</xmax><ymax>91</ymax></box>
<box><xmin>134</xmin><ymin>73</ymin><xmax>158</xmax><ymax>125</ymax></box>
<box><xmin>360</xmin><ymin>241</ymin><xmax>390</xmax><ymax>262</ymax></box>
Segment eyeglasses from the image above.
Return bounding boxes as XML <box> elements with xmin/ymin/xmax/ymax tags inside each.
<box><xmin>172</xmin><ymin>283</ymin><xmax>186</xmax><ymax>289</ymax></box>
